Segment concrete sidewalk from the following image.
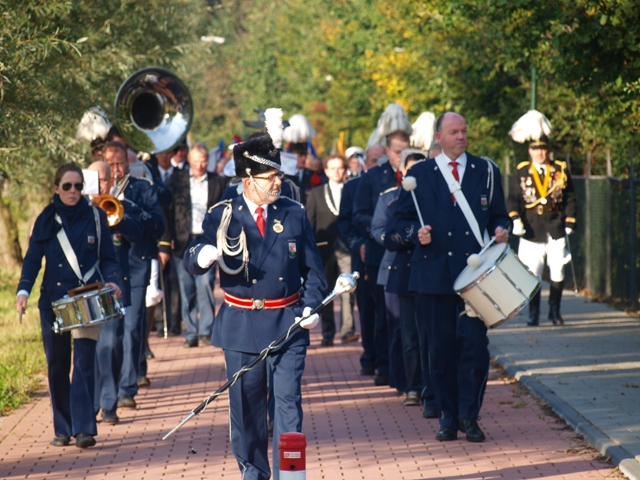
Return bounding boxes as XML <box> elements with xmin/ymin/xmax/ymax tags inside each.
<box><xmin>0</xmin><ymin>288</ymin><xmax>629</xmax><ymax>479</ymax></box>
<box><xmin>489</xmin><ymin>283</ymin><xmax>640</xmax><ymax>480</ymax></box>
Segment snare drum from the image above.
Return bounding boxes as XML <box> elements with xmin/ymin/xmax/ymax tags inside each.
<box><xmin>453</xmin><ymin>242</ymin><xmax>540</xmax><ymax>328</ymax></box>
<box><xmin>51</xmin><ymin>287</ymin><xmax>124</xmax><ymax>334</ymax></box>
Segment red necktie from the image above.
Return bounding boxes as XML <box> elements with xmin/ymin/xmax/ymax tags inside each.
<box><xmin>450</xmin><ymin>161</ymin><xmax>459</xmax><ymax>204</ymax></box>
<box><xmin>395</xmin><ymin>169</ymin><xmax>402</xmax><ymax>187</ymax></box>
<box><xmin>255</xmin><ymin>206</ymin><xmax>265</xmax><ymax>237</ymax></box>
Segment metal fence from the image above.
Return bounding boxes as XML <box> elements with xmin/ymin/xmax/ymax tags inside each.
<box><xmin>505</xmin><ymin>161</ymin><xmax>639</xmax><ymax>309</ymax></box>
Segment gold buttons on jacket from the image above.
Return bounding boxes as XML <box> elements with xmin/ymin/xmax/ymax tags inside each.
<box><xmin>252</xmin><ymin>279</ymin><xmax>257</xmax><ymax>285</ymax></box>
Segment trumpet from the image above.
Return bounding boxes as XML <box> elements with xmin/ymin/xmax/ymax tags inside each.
<box><xmin>92</xmin><ymin>194</ymin><xmax>125</xmax><ymax>227</ymax></box>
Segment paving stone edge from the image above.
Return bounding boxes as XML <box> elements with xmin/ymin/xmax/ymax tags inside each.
<box><xmin>490</xmin><ymin>344</ymin><xmax>640</xmax><ymax>480</ymax></box>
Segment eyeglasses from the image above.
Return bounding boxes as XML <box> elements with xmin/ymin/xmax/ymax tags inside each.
<box><xmin>61</xmin><ymin>182</ymin><xmax>84</xmax><ymax>191</ymax></box>
<box><xmin>254</xmin><ymin>172</ymin><xmax>285</xmax><ymax>182</ymax></box>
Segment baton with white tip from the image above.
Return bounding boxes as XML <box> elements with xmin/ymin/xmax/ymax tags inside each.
<box><xmin>162</xmin><ymin>272</ymin><xmax>360</xmax><ymax>440</ymax></box>
<box><xmin>401</xmin><ymin>176</ymin><xmax>425</xmax><ymax>228</ymax></box>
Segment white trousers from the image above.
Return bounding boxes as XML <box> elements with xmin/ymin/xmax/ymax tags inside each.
<box><xmin>518</xmin><ymin>235</ymin><xmax>571</xmax><ymax>282</ymax></box>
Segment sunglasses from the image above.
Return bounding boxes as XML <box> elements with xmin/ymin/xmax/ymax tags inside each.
<box><xmin>61</xmin><ymin>182</ymin><xmax>84</xmax><ymax>191</ymax></box>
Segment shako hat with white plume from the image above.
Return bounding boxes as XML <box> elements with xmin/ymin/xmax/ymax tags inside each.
<box><xmin>367</xmin><ymin>103</ymin><xmax>412</xmax><ymax>148</ymax></box>
<box><xmin>283</xmin><ymin>113</ymin><xmax>316</xmax><ymax>154</ymax></box>
<box><xmin>509</xmin><ymin>110</ymin><xmax>553</xmax><ymax>148</ymax></box>
<box><xmin>233</xmin><ymin>108</ymin><xmax>283</xmax><ymax>178</ymax></box>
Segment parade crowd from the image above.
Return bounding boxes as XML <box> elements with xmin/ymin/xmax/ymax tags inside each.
<box><xmin>14</xmin><ymin>102</ymin><xmax>576</xmax><ymax>480</ymax></box>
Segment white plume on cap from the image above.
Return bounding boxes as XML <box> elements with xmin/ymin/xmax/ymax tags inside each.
<box><xmin>264</xmin><ymin>108</ymin><xmax>284</xmax><ymax>149</ymax></box>
<box><xmin>283</xmin><ymin>113</ymin><xmax>316</xmax><ymax>143</ymax></box>
<box><xmin>410</xmin><ymin>111</ymin><xmax>436</xmax><ymax>150</ymax></box>
<box><xmin>76</xmin><ymin>106</ymin><xmax>112</xmax><ymax>143</ymax></box>
<box><xmin>509</xmin><ymin>109</ymin><xmax>552</xmax><ymax>143</ymax></box>
<box><xmin>367</xmin><ymin>103</ymin><xmax>412</xmax><ymax>147</ymax></box>
<box><xmin>345</xmin><ymin>146</ymin><xmax>364</xmax><ymax>159</ymax></box>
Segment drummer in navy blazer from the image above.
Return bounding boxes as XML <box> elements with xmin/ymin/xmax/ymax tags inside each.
<box><xmin>390</xmin><ymin>112</ymin><xmax>510</xmax><ymax>443</ymax></box>
<box><xmin>15</xmin><ymin>163</ymin><xmax>122</xmax><ymax>449</ymax></box>
<box><xmin>183</xmin><ymin>115</ymin><xmax>326</xmax><ymax>480</ymax></box>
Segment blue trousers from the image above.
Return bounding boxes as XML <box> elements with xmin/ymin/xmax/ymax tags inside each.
<box><xmin>95</xmin><ymin>315</ymin><xmax>124</xmax><ymax>411</ymax></box>
<box><xmin>41</xmin><ymin>309</ymin><xmax>97</xmax><ymax>437</ymax></box>
<box><xmin>384</xmin><ymin>292</ymin><xmax>406</xmax><ymax>392</ymax></box>
<box><xmin>353</xmin><ymin>254</ymin><xmax>375</xmax><ymax>371</ymax></box>
<box><xmin>174</xmin><ymin>254</ymin><xmax>215</xmax><ymax>342</ymax></box>
<box><xmin>363</xmin><ymin>265</ymin><xmax>388</xmax><ymax>375</ymax></box>
<box><xmin>414</xmin><ymin>294</ymin><xmax>489</xmax><ymax>428</ymax></box>
<box><xmin>225</xmin><ymin>345</ymin><xmax>306</xmax><ymax>480</ymax></box>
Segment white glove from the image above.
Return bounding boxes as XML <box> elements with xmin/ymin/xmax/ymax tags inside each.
<box><xmin>512</xmin><ymin>218</ymin><xmax>526</xmax><ymax>237</ymax></box>
<box><xmin>197</xmin><ymin>245</ymin><xmax>219</xmax><ymax>268</ymax></box>
<box><xmin>565</xmin><ymin>227</ymin><xmax>574</xmax><ymax>235</ymax></box>
<box><xmin>296</xmin><ymin>306</ymin><xmax>319</xmax><ymax>330</ymax></box>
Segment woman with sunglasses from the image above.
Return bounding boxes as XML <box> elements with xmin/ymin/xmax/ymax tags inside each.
<box><xmin>15</xmin><ymin>163</ymin><xmax>122</xmax><ymax>449</ymax></box>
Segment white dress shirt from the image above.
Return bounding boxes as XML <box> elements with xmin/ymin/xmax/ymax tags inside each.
<box><xmin>242</xmin><ymin>194</ymin><xmax>268</xmax><ymax>223</ymax></box>
<box><xmin>190</xmin><ymin>173</ymin><xmax>208</xmax><ymax>235</ymax></box>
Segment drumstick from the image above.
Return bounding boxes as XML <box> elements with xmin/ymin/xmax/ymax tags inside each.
<box><xmin>316</xmin><ymin>241</ymin><xmax>328</xmax><ymax>247</ymax></box>
<box><xmin>19</xmin><ymin>308</ymin><xmax>24</xmax><ymax>324</ymax></box>
<box><xmin>401</xmin><ymin>176</ymin><xmax>425</xmax><ymax>228</ymax></box>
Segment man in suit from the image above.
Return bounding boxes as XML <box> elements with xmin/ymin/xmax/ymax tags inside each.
<box><xmin>103</xmin><ymin>141</ymin><xmax>165</xmax><ymax>410</ymax></box>
<box><xmin>287</xmin><ymin>142</ymin><xmax>326</xmax><ymax>204</ymax></box>
<box><xmin>390</xmin><ymin>112</ymin><xmax>510</xmax><ymax>442</ymax></box>
<box><xmin>184</xmin><ymin>129</ymin><xmax>326</xmax><ymax>479</ymax></box>
<box><xmin>353</xmin><ymin>130</ymin><xmax>410</xmax><ymax>386</ymax></box>
<box><xmin>306</xmin><ymin>155</ymin><xmax>357</xmax><ymax>346</ymax></box>
<box><xmin>160</xmin><ymin>143</ymin><xmax>228</xmax><ymax>348</ymax></box>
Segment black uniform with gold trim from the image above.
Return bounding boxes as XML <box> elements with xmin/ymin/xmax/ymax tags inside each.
<box><xmin>507</xmin><ymin>159</ymin><xmax>577</xmax><ymax>242</ymax></box>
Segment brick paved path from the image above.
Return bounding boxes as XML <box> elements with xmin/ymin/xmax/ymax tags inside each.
<box><xmin>0</xmin><ymin>329</ymin><xmax>621</xmax><ymax>479</ymax></box>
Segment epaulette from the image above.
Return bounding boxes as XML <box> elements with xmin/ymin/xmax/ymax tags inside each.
<box><xmin>135</xmin><ymin>175</ymin><xmax>153</xmax><ymax>185</ymax></box>
<box><xmin>208</xmin><ymin>198</ymin><xmax>232</xmax><ymax>213</ymax></box>
<box><xmin>517</xmin><ymin>160</ymin><xmax>530</xmax><ymax>170</ymax></box>
<box><xmin>553</xmin><ymin>159</ymin><xmax>567</xmax><ymax>169</ymax></box>
<box><xmin>380</xmin><ymin>186</ymin><xmax>399</xmax><ymax>196</ymax></box>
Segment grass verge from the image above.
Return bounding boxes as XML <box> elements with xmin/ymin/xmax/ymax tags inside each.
<box><xmin>0</xmin><ymin>267</ymin><xmax>46</xmax><ymax>415</ymax></box>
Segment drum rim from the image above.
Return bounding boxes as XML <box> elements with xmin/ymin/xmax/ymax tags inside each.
<box><xmin>51</xmin><ymin>286</ymin><xmax>116</xmax><ymax>308</ymax></box>
<box><xmin>454</xmin><ymin>242</ymin><xmax>511</xmax><ymax>294</ymax></box>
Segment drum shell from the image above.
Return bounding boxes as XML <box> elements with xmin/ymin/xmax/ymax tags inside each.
<box><xmin>454</xmin><ymin>244</ymin><xmax>540</xmax><ymax>328</ymax></box>
<box><xmin>51</xmin><ymin>287</ymin><xmax>123</xmax><ymax>334</ymax></box>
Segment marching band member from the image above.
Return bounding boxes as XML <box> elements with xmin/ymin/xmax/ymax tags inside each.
<box><xmin>508</xmin><ymin>110</ymin><xmax>577</xmax><ymax>326</ymax></box>
<box><xmin>15</xmin><ymin>163</ymin><xmax>122</xmax><ymax>448</ymax></box>
<box><xmin>103</xmin><ymin>141</ymin><xmax>165</xmax><ymax>410</ymax></box>
<box><xmin>183</xmin><ymin>109</ymin><xmax>326</xmax><ymax>480</ymax></box>
<box><xmin>390</xmin><ymin>112</ymin><xmax>510</xmax><ymax>443</ymax></box>
<box><xmin>89</xmin><ymin>161</ymin><xmax>144</xmax><ymax>424</ymax></box>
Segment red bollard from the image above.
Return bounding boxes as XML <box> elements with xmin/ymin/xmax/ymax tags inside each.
<box><xmin>279</xmin><ymin>432</ymin><xmax>306</xmax><ymax>479</ymax></box>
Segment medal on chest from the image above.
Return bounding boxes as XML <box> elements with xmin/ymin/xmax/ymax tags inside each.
<box><xmin>273</xmin><ymin>219</ymin><xmax>284</xmax><ymax>233</ymax></box>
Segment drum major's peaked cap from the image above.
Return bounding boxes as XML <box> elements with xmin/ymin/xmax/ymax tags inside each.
<box><xmin>233</xmin><ymin>133</ymin><xmax>282</xmax><ymax>178</ymax></box>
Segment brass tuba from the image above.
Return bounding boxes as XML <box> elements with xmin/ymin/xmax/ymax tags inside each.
<box><xmin>92</xmin><ymin>194</ymin><xmax>125</xmax><ymax>227</ymax></box>
<box><xmin>114</xmin><ymin>67</ymin><xmax>193</xmax><ymax>153</ymax></box>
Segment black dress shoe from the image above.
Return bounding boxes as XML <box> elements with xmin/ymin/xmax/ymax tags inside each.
<box><xmin>51</xmin><ymin>435</ymin><xmax>70</xmax><ymax>447</ymax></box>
<box><xmin>183</xmin><ymin>338</ymin><xmax>198</xmax><ymax>348</ymax></box>
<box><xmin>198</xmin><ymin>335</ymin><xmax>212</xmax><ymax>345</ymax></box>
<box><xmin>435</xmin><ymin>426</ymin><xmax>458</xmax><ymax>441</ymax></box>
<box><xmin>374</xmin><ymin>373</ymin><xmax>389</xmax><ymax>386</ymax></box>
<box><xmin>360</xmin><ymin>366</ymin><xmax>375</xmax><ymax>376</ymax></box>
<box><xmin>341</xmin><ymin>333</ymin><xmax>360</xmax><ymax>344</ymax></box>
<box><xmin>458</xmin><ymin>418</ymin><xmax>486</xmax><ymax>442</ymax></box>
<box><xmin>75</xmin><ymin>433</ymin><xmax>96</xmax><ymax>448</ymax></box>
<box><xmin>146</xmin><ymin>348</ymin><xmax>155</xmax><ymax>359</ymax></box>
<box><xmin>117</xmin><ymin>394</ymin><xmax>137</xmax><ymax>409</ymax></box>
<box><xmin>320</xmin><ymin>337</ymin><xmax>334</xmax><ymax>346</ymax></box>
<box><xmin>101</xmin><ymin>409</ymin><xmax>119</xmax><ymax>424</ymax></box>
<box><xmin>137</xmin><ymin>375</ymin><xmax>151</xmax><ymax>387</ymax></box>
<box><xmin>422</xmin><ymin>403</ymin><xmax>439</xmax><ymax>419</ymax></box>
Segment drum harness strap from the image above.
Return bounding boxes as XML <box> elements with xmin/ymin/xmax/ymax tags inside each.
<box><xmin>54</xmin><ymin>207</ymin><xmax>104</xmax><ymax>286</ymax></box>
<box><xmin>435</xmin><ymin>154</ymin><xmax>493</xmax><ymax>247</ymax></box>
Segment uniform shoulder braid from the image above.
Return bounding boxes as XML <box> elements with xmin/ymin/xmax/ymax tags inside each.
<box><xmin>517</xmin><ymin>160</ymin><xmax>531</xmax><ymax>170</ymax></box>
<box><xmin>208</xmin><ymin>198</ymin><xmax>232</xmax><ymax>214</ymax></box>
<box><xmin>277</xmin><ymin>195</ymin><xmax>305</xmax><ymax>210</ymax></box>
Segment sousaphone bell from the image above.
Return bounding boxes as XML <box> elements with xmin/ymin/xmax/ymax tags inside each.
<box><xmin>114</xmin><ymin>67</ymin><xmax>193</xmax><ymax>153</ymax></box>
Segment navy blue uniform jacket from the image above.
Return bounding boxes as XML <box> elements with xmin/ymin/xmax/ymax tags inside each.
<box><xmin>18</xmin><ymin>198</ymin><xmax>121</xmax><ymax>310</ymax></box>
<box><xmin>390</xmin><ymin>154</ymin><xmax>510</xmax><ymax>295</ymax></box>
<box><xmin>184</xmin><ymin>195</ymin><xmax>327</xmax><ymax>353</ymax></box>
<box><xmin>353</xmin><ymin>164</ymin><xmax>397</xmax><ymax>266</ymax></box>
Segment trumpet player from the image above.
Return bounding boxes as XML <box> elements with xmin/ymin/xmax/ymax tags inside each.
<box><xmin>88</xmin><ymin>161</ymin><xmax>144</xmax><ymax>424</ymax></box>
<box><xmin>103</xmin><ymin>141</ymin><xmax>165</xmax><ymax>412</ymax></box>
